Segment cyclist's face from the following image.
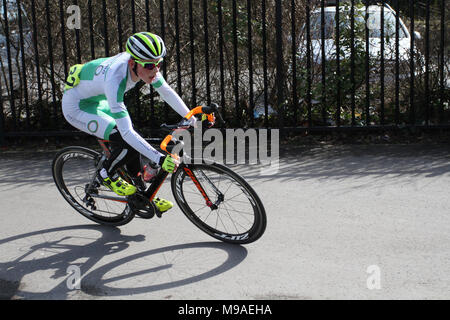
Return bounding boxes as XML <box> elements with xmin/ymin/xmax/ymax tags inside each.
<box><xmin>134</xmin><ymin>59</ymin><xmax>161</xmax><ymax>84</ymax></box>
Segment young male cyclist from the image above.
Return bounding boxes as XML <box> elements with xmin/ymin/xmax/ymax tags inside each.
<box><xmin>62</xmin><ymin>32</ymin><xmax>195</xmax><ymax>213</ymax></box>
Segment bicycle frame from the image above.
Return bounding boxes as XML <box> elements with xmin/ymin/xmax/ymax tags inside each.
<box><xmin>95</xmin><ymin>139</ymin><xmax>169</xmax><ymax>204</ymax></box>
<box><xmin>92</xmin><ymin>105</ymin><xmax>219</xmax><ymax>207</ymax></box>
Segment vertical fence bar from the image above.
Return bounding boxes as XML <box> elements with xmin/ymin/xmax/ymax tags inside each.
<box><xmin>189</xmin><ymin>0</ymin><xmax>197</xmax><ymax>107</ymax></box>
<box><xmin>350</xmin><ymin>0</ymin><xmax>356</xmax><ymax>126</ymax></box>
<box><xmin>409</xmin><ymin>0</ymin><xmax>415</xmax><ymax>125</ymax></box>
<box><xmin>2</xmin><ymin>0</ymin><xmax>16</xmax><ymax>130</ymax></box>
<box><xmin>116</xmin><ymin>0</ymin><xmax>123</xmax><ymax>52</ymax></box>
<box><xmin>336</xmin><ymin>0</ymin><xmax>341</xmax><ymax>127</ymax></box>
<box><xmin>247</xmin><ymin>0</ymin><xmax>254</xmax><ymax>126</ymax></box>
<box><xmin>275</xmin><ymin>0</ymin><xmax>285</xmax><ymax>131</ymax></box>
<box><xmin>59</xmin><ymin>0</ymin><xmax>68</xmax><ymax>78</ymax></box>
<box><xmin>262</xmin><ymin>0</ymin><xmax>268</xmax><ymax>128</ymax></box>
<box><xmin>291</xmin><ymin>0</ymin><xmax>298</xmax><ymax>127</ymax></box>
<box><xmin>159</xmin><ymin>0</ymin><xmax>166</xmax><ymax>74</ymax></box>
<box><xmin>102</xmin><ymin>0</ymin><xmax>109</xmax><ymax>57</ymax></box>
<box><xmin>218</xmin><ymin>0</ymin><xmax>226</xmax><ymax>125</ymax></box>
<box><xmin>321</xmin><ymin>0</ymin><xmax>327</xmax><ymax>125</ymax></box>
<box><xmin>395</xmin><ymin>0</ymin><xmax>400</xmax><ymax>125</ymax></box>
<box><xmin>145</xmin><ymin>0</ymin><xmax>150</xmax><ymax>30</ymax></box>
<box><xmin>45</xmin><ymin>0</ymin><xmax>58</xmax><ymax>127</ymax></box>
<box><xmin>232</xmin><ymin>0</ymin><xmax>240</xmax><ymax>126</ymax></box>
<box><xmin>0</xmin><ymin>78</ymin><xmax>3</xmax><ymax>144</ymax></box>
<box><xmin>380</xmin><ymin>0</ymin><xmax>385</xmax><ymax>125</ymax></box>
<box><xmin>203</xmin><ymin>0</ymin><xmax>211</xmax><ymax>106</ymax></box>
<box><xmin>31</xmin><ymin>0</ymin><xmax>43</xmax><ymax>125</ymax></box>
<box><xmin>364</xmin><ymin>0</ymin><xmax>370</xmax><ymax>126</ymax></box>
<box><xmin>131</xmin><ymin>0</ymin><xmax>137</xmax><ymax>33</ymax></box>
<box><xmin>144</xmin><ymin>0</ymin><xmax>155</xmax><ymax>128</ymax></box>
<box><xmin>17</xmin><ymin>0</ymin><xmax>30</xmax><ymax>129</ymax></box>
<box><xmin>74</xmin><ymin>0</ymin><xmax>81</xmax><ymax>63</ymax></box>
<box><xmin>439</xmin><ymin>0</ymin><xmax>445</xmax><ymax>123</ymax></box>
<box><xmin>306</xmin><ymin>0</ymin><xmax>312</xmax><ymax>127</ymax></box>
<box><xmin>145</xmin><ymin>0</ymin><xmax>150</xmax><ymax>32</ymax></box>
<box><xmin>425</xmin><ymin>0</ymin><xmax>430</xmax><ymax>125</ymax></box>
<box><xmin>88</xmin><ymin>0</ymin><xmax>95</xmax><ymax>60</ymax></box>
<box><xmin>160</xmin><ymin>0</ymin><xmax>168</xmax><ymax>121</ymax></box>
<box><xmin>130</xmin><ymin>0</ymin><xmax>140</xmax><ymax>122</ymax></box>
<box><xmin>174</xmin><ymin>0</ymin><xmax>182</xmax><ymax>97</ymax></box>
<box><xmin>144</xmin><ymin>0</ymin><xmax>155</xmax><ymax>127</ymax></box>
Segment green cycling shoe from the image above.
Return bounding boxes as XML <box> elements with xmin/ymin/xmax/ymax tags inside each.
<box><xmin>102</xmin><ymin>176</ymin><xmax>137</xmax><ymax>196</ymax></box>
<box><xmin>153</xmin><ymin>197</ymin><xmax>173</xmax><ymax>213</ymax></box>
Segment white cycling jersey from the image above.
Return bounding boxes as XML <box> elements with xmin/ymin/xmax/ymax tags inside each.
<box><xmin>62</xmin><ymin>52</ymin><xmax>190</xmax><ymax>164</ymax></box>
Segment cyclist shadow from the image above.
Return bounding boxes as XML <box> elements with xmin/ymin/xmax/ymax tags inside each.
<box><xmin>0</xmin><ymin>224</ymin><xmax>247</xmax><ymax>299</ymax></box>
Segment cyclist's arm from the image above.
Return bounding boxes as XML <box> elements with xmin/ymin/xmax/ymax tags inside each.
<box><xmin>105</xmin><ymin>73</ymin><xmax>163</xmax><ymax>164</ymax></box>
<box><xmin>151</xmin><ymin>73</ymin><xmax>190</xmax><ymax>117</ymax></box>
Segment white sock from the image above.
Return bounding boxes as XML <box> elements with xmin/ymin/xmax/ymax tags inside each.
<box><xmin>99</xmin><ymin>168</ymin><xmax>109</xmax><ymax>179</ymax></box>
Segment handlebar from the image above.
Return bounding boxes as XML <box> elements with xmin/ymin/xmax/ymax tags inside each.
<box><xmin>184</xmin><ymin>103</ymin><xmax>225</xmax><ymax>125</ymax></box>
<box><xmin>160</xmin><ymin>134</ymin><xmax>176</xmax><ymax>158</ymax></box>
<box><xmin>159</xmin><ymin>103</ymin><xmax>225</xmax><ymax>157</ymax></box>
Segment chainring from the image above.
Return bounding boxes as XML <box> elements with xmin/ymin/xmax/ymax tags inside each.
<box><xmin>128</xmin><ymin>193</ymin><xmax>156</xmax><ymax>219</ymax></box>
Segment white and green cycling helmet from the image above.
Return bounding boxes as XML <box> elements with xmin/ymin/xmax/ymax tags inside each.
<box><xmin>126</xmin><ymin>32</ymin><xmax>166</xmax><ymax>61</ymax></box>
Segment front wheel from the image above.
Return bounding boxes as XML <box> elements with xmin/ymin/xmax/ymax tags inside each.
<box><xmin>171</xmin><ymin>163</ymin><xmax>267</xmax><ymax>244</ymax></box>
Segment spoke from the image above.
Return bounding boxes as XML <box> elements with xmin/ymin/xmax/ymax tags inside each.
<box><xmin>225</xmin><ymin>191</ymin><xmax>252</xmax><ymax>203</ymax></box>
<box><xmin>193</xmin><ymin>204</ymin><xmax>208</xmax><ymax>214</ymax></box>
<box><xmin>223</xmin><ymin>197</ymin><xmax>252</xmax><ymax>205</ymax></box>
<box><xmin>222</xmin><ymin>202</ymin><xmax>254</xmax><ymax>216</ymax></box>
<box><xmin>181</xmin><ymin>166</ymin><xmax>259</xmax><ymax>235</ymax></box>
<box><xmin>218</xmin><ymin>206</ymin><xmax>242</xmax><ymax>234</ymax></box>
<box><xmin>223</xmin><ymin>201</ymin><xmax>254</xmax><ymax>226</ymax></box>
<box><xmin>187</xmin><ymin>200</ymin><xmax>209</xmax><ymax>207</ymax></box>
<box><xmin>183</xmin><ymin>189</ymin><xmax>205</xmax><ymax>196</ymax></box>
<box><xmin>216</xmin><ymin>210</ymin><xmax>228</xmax><ymax>233</ymax></box>
<box><xmin>63</xmin><ymin>154</ymin><xmax>126</xmax><ymax>217</ymax></box>
<box><xmin>201</xmin><ymin>208</ymin><xmax>214</xmax><ymax>223</ymax></box>
<box><xmin>220</xmin><ymin>179</ymin><xmax>235</xmax><ymax>197</ymax></box>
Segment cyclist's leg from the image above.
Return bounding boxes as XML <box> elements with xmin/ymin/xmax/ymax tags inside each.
<box><xmin>105</xmin><ymin>129</ymin><xmax>141</xmax><ymax>178</ymax></box>
<box><xmin>104</xmin><ymin>130</ymin><xmax>173</xmax><ymax>211</ymax></box>
<box><xmin>62</xmin><ymin>94</ymin><xmax>136</xmax><ymax>196</ymax></box>
<box><xmin>62</xmin><ymin>93</ymin><xmax>117</xmax><ymax>141</ymax></box>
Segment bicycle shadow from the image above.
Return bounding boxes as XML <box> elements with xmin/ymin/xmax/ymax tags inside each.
<box><xmin>0</xmin><ymin>224</ymin><xmax>247</xmax><ymax>299</ymax></box>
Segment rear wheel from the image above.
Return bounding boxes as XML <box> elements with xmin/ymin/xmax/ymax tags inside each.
<box><xmin>52</xmin><ymin>146</ymin><xmax>135</xmax><ymax>226</ymax></box>
<box><xmin>171</xmin><ymin>163</ymin><xmax>266</xmax><ymax>244</ymax></box>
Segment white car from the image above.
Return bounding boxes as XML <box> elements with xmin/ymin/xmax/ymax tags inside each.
<box><xmin>298</xmin><ymin>3</ymin><xmax>421</xmax><ymax>68</ymax></box>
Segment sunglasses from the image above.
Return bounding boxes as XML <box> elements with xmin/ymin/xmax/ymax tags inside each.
<box><xmin>135</xmin><ymin>59</ymin><xmax>163</xmax><ymax>70</ymax></box>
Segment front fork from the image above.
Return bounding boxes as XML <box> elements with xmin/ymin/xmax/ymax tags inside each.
<box><xmin>181</xmin><ymin>165</ymin><xmax>224</xmax><ymax>210</ymax></box>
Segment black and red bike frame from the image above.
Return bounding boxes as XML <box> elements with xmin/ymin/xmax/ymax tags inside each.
<box><xmin>96</xmin><ymin>105</ymin><xmax>219</xmax><ymax>208</ymax></box>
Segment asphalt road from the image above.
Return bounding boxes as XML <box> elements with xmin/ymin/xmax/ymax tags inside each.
<box><xmin>1</xmin><ymin>143</ymin><xmax>449</xmax><ymax>300</ymax></box>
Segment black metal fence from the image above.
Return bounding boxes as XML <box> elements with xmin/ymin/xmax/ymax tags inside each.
<box><xmin>0</xmin><ymin>0</ymin><xmax>449</xmax><ymax>142</ymax></box>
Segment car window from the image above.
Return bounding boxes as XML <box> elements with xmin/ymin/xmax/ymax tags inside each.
<box><xmin>310</xmin><ymin>10</ymin><xmax>407</xmax><ymax>40</ymax></box>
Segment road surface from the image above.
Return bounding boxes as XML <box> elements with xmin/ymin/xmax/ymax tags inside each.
<box><xmin>1</xmin><ymin>143</ymin><xmax>449</xmax><ymax>300</ymax></box>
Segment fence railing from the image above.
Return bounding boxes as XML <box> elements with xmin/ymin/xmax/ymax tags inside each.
<box><xmin>0</xmin><ymin>0</ymin><xmax>448</xmax><ymax>142</ymax></box>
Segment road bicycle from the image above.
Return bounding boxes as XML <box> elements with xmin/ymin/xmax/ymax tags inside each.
<box><xmin>52</xmin><ymin>104</ymin><xmax>266</xmax><ymax>244</ymax></box>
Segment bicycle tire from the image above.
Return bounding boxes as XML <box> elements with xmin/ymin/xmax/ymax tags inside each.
<box><xmin>171</xmin><ymin>162</ymin><xmax>267</xmax><ymax>244</ymax></box>
<box><xmin>52</xmin><ymin>146</ymin><xmax>135</xmax><ymax>226</ymax></box>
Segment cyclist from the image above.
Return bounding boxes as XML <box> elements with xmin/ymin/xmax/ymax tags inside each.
<box><xmin>62</xmin><ymin>32</ymin><xmax>196</xmax><ymax>213</ymax></box>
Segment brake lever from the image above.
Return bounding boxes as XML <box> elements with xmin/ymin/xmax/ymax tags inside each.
<box><xmin>203</xmin><ymin>103</ymin><xmax>226</xmax><ymax>125</ymax></box>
